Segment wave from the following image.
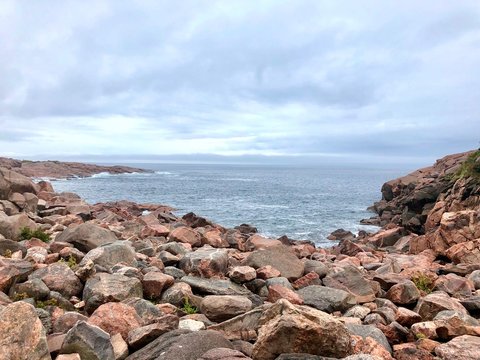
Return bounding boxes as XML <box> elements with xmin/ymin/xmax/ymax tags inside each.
<box><xmin>155</xmin><ymin>171</ymin><xmax>176</xmax><ymax>175</ymax></box>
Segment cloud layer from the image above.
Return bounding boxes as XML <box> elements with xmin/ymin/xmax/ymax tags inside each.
<box><xmin>1</xmin><ymin>1</ymin><xmax>479</xmax><ymax>163</ymax></box>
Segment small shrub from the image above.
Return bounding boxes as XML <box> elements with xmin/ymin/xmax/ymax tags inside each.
<box><xmin>35</xmin><ymin>298</ymin><xmax>58</xmax><ymax>309</ymax></box>
<box><xmin>412</xmin><ymin>273</ymin><xmax>434</xmax><ymax>294</ymax></box>
<box><xmin>13</xmin><ymin>292</ymin><xmax>29</xmax><ymax>301</ymax></box>
<box><xmin>2</xmin><ymin>249</ymin><xmax>12</xmax><ymax>258</ymax></box>
<box><xmin>59</xmin><ymin>255</ymin><xmax>77</xmax><ymax>269</ymax></box>
<box><xmin>415</xmin><ymin>332</ymin><xmax>427</xmax><ymax>340</ymax></box>
<box><xmin>181</xmin><ymin>297</ymin><xmax>198</xmax><ymax>314</ymax></box>
<box><xmin>19</xmin><ymin>227</ymin><xmax>50</xmax><ymax>242</ymax></box>
<box><xmin>455</xmin><ymin>150</ymin><xmax>480</xmax><ymax>181</ymax></box>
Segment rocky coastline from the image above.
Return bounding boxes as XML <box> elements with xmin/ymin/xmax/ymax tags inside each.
<box><xmin>0</xmin><ymin>157</ymin><xmax>149</xmax><ymax>180</ymax></box>
<box><xmin>0</xmin><ymin>150</ymin><xmax>479</xmax><ymax>360</ymax></box>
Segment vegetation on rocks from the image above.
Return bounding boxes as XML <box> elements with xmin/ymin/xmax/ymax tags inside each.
<box><xmin>411</xmin><ymin>272</ymin><xmax>434</xmax><ymax>294</ymax></box>
<box><xmin>181</xmin><ymin>297</ymin><xmax>198</xmax><ymax>314</ymax></box>
<box><xmin>19</xmin><ymin>226</ymin><xmax>50</xmax><ymax>242</ymax></box>
<box><xmin>456</xmin><ymin>149</ymin><xmax>480</xmax><ymax>181</ymax></box>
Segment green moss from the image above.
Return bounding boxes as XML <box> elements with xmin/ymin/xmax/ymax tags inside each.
<box><xmin>181</xmin><ymin>297</ymin><xmax>198</xmax><ymax>314</ymax></box>
<box><xmin>58</xmin><ymin>255</ymin><xmax>77</xmax><ymax>269</ymax></box>
<box><xmin>2</xmin><ymin>249</ymin><xmax>12</xmax><ymax>258</ymax></box>
<box><xmin>19</xmin><ymin>227</ymin><xmax>50</xmax><ymax>242</ymax></box>
<box><xmin>412</xmin><ymin>273</ymin><xmax>434</xmax><ymax>294</ymax></box>
<box><xmin>35</xmin><ymin>298</ymin><xmax>58</xmax><ymax>309</ymax></box>
<box><xmin>13</xmin><ymin>292</ymin><xmax>29</xmax><ymax>301</ymax></box>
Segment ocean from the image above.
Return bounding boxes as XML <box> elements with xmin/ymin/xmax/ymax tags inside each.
<box><xmin>51</xmin><ymin>163</ymin><xmax>407</xmax><ymax>247</ymax></box>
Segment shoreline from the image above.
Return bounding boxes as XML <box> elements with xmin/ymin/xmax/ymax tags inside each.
<box><xmin>0</xmin><ymin>149</ymin><xmax>479</xmax><ymax>359</ymax></box>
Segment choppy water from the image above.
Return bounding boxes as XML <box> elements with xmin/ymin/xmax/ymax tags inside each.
<box><xmin>51</xmin><ymin>163</ymin><xmax>407</xmax><ymax>247</ymax></box>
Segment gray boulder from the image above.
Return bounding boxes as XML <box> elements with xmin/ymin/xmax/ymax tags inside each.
<box><xmin>79</xmin><ymin>241</ymin><xmax>136</xmax><ymax>270</ymax></box>
<box><xmin>55</xmin><ymin>223</ymin><xmax>117</xmax><ymax>252</ymax></box>
<box><xmin>297</xmin><ymin>285</ymin><xmax>356</xmax><ymax>313</ymax></box>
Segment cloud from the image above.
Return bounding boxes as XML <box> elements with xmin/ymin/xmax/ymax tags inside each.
<box><xmin>0</xmin><ymin>0</ymin><xmax>479</xmax><ymax>163</ymax></box>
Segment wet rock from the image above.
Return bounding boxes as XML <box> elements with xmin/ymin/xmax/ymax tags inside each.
<box><xmin>55</xmin><ymin>223</ymin><xmax>118</xmax><ymax>253</ymax></box>
<box><xmin>297</xmin><ymin>285</ymin><xmax>356</xmax><ymax>313</ymax></box>
<box><xmin>180</xmin><ymin>247</ymin><xmax>229</xmax><ymax>278</ymax></box>
<box><xmin>125</xmin><ymin>329</ymin><xmax>233</xmax><ymax>360</ymax></box>
<box><xmin>246</xmin><ymin>245</ymin><xmax>304</xmax><ymax>281</ymax></box>
<box><xmin>88</xmin><ymin>302</ymin><xmax>142</xmax><ymax>340</ymax></box>
<box><xmin>200</xmin><ymin>295</ymin><xmax>253</xmax><ymax>322</ymax></box>
<box><xmin>60</xmin><ymin>321</ymin><xmax>115</xmax><ymax>360</ymax></box>
<box><xmin>83</xmin><ymin>273</ymin><xmax>143</xmax><ymax>314</ymax></box>
<box><xmin>142</xmin><ymin>272</ymin><xmax>174</xmax><ymax>300</ymax></box>
<box><xmin>0</xmin><ymin>301</ymin><xmax>50</xmax><ymax>360</ymax></box>
<box><xmin>29</xmin><ymin>262</ymin><xmax>83</xmax><ymax>298</ymax></box>
<box><xmin>79</xmin><ymin>241</ymin><xmax>136</xmax><ymax>270</ymax></box>
<box><xmin>251</xmin><ymin>299</ymin><xmax>352</xmax><ymax>360</ymax></box>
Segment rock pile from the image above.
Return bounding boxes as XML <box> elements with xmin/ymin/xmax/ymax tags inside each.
<box><xmin>0</xmin><ymin>150</ymin><xmax>479</xmax><ymax>359</ymax></box>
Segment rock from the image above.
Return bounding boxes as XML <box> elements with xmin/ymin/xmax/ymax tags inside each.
<box><xmin>56</xmin><ymin>355</ymin><xmax>81</xmax><ymax>360</ymax></box>
<box><xmin>0</xmin><ymin>212</ymin><xmax>37</xmax><ymax>240</ymax></box>
<box><xmin>122</xmin><ymin>298</ymin><xmax>164</xmax><ymax>325</ymax></box>
<box><xmin>169</xmin><ymin>226</ymin><xmax>202</xmax><ymax>247</ymax></box>
<box><xmin>344</xmin><ymin>305</ymin><xmax>371</xmax><ymax>320</ymax></box>
<box><xmin>393</xmin><ymin>344</ymin><xmax>436</xmax><ymax>360</ymax></box>
<box><xmin>125</xmin><ymin>329</ymin><xmax>233</xmax><ymax>360</ymax></box>
<box><xmin>0</xmin><ymin>238</ymin><xmax>27</xmax><ymax>257</ymax></box>
<box><xmin>88</xmin><ymin>302</ymin><xmax>142</xmax><ymax>340</ymax></box>
<box><xmin>79</xmin><ymin>241</ymin><xmax>136</xmax><ymax>270</ymax></box>
<box><xmin>29</xmin><ymin>262</ymin><xmax>83</xmax><ymax>298</ymax></box>
<box><xmin>322</xmin><ymin>265</ymin><xmax>375</xmax><ymax>303</ymax></box>
<box><xmin>127</xmin><ymin>314</ymin><xmax>179</xmax><ymax>349</ymax></box>
<box><xmin>303</xmin><ymin>260</ymin><xmax>329</xmax><ymax>278</ymax></box>
<box><xmin>55</xmin><ymin>223</ymin><xmax>118</xmax><ymax>252</ymax></box>
<box><xmin>386</xmin><ymin>280</ymin><xmax>420</xmax><ymax>305</ymax></box>
<box><xmin>200</xmin><ymin>295</ymin><xmax>253</xmax><ymax>322</ymax></box>
<box><xmin>53</xmin><ymin>312</ymin><xmax>89</xmax><ymax>333</ymax></box>
<box><xmin>11</xmin><ymin>278</ymin><xmax>50</xmax><ymax>300</ymax></box>
<box><xmin>395</xmin><ymin>307</ymin><xmax>422</xmax><ymax>327</ymax></box>
<box><xmin>111</xmin><ymin>333</ymin><xmax>129</xmax><ymax>360</ymax></box>
<box><xmin>446</xmin><ymin>239</ymin><xmax>480</xmax><ymax>265</ymax></box>
<box><xmin>181</xmin><ymin>276</ymin><xmax>252</xmax><ymax>296</ymax></box>
<box><xmin>256</xmin><ymin>265</ymin><xmax>281</xmax><ymax>279</ymax></box>
<box><xmin>229</xmin><ymin>266</ymin><xmax>256</xmax><ymax>283</ymax></box>
<box><xmin>292</xmin><ymin>272</ymin><xmax>321</xmax><ymax>289</ymax></box>
<box><xmin>0</xmin><ymin>167</ymin><xmax>38</xmax><ymax>199</ymax></box>
<box><xmin>373</xmin><ymin>273</ymin><xmax>408</xmax><ymax>291</ymax></box>
<box><xmin>202</xmin><ymin>228</ymin><xmax>229</xmax><ymax>248</ymax></box>
<box><xmin>267</xmin><ymin>284</ymin><xmax>303</xmax><ymax>305</ymax></box>
<box><xmin>180</xmin><ymin>247</ymin><xmax>229</xmax><ymax>278</ymax></box>
<box><xmin>83</xmin><ymin>273</ymin><xmax>143</xmax><ymax>314</ymax></box>
<box><xmin>0</xmin><ymin>258</ymin><xmax>34</xmax><ymax>292</ymax></box>
<box><xmin>198</xmin><ymin>348</ymin><xmax>252</xmax><ymax>360</ymax></box>
<box><xmin>158</xmin><ymin>251</ymin><xmax>179</xmax><ymax>266</ymax></box>
<box><xmin>468</xmin><ymin>270</ymin><xmax>480</xmax><ymax>290</ymax></box>
<box><xmin>0</xmin><ymin>301</ymin><xmax>50</xmax><ymax>360</ymax></box>
<box><xmin>414</xmin><ymin>291</ymin><xmax>468</xmax><ymax>320</ymax></box>
<box><xmin>245</xmin><ymin>245</ymin><xmax>304</xmax><ymax>281</ymax></box>
<box><xmin>327</xmin><ymin>228</ymin><xmax>355</xmax><ymax>241</ymax></box>
<box><xmin>434</xmin><ymin>273</ymin><xmax>475</xmax><ymax>297</ymax></box>
<box><xmin>161</xmin><ymin>282</ymin><xmax>194</xmax><ymax>307</ymax></box>
<box><xmin>368</xmin><ymin>227</ymin><xmax>405</xmax><ymax>247</ymax></box>
<box><xmin>142</xmin><ymin>272</ymin><xmax>175</xmax><ymax>300</ymax></box>
<box><xmin>351</xmin><ymin>335</ymin><xmax>394</xmax><ymax>360</ymax></box>
<box><xmin>244</xmin><ymin>234</ymin><xmax>282</xmax><ymax>250</ymax></box>
<box><xmin>347</xmin><ymin>324</ymin><xmax>392</xmax><ymax>354</ymax></box>
<box><xmin>297</xmin><ymin>285</ymin><xmax>356</xmax><ymax>313</ymax></box>
<box><xmin>435</xmin><ymin>335</ymin><xmax>480</xmax><ymax>360</ymax></box>
<box><xmin>251</xmin><ymin>299</ymin><xmax>352</xmax><ymax>360</ymax></box>
<box><xmin>60</xmin><ymin>321</ymin><xmax>115</xmax><ymax>360</ymax></box>
<box><xmin>179</xmin><ymin>318</ymin><xmax>206</xmax><ymax>331</ymax></box>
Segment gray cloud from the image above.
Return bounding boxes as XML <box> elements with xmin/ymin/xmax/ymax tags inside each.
<box><xmin>0</xmin><ymin>0</ymin><xmax>479</xmax><ymax>163</ymax></box>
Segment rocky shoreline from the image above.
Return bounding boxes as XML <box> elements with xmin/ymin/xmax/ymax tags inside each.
<box><xmin>0</xmin><ymin>150</ymin><xmax>479</xmax><ymax>360</ymax></box>
<box><xmin>0</xmin><ymin>157</ymin><xmax>149</xmax><ymax>180</ymax></box>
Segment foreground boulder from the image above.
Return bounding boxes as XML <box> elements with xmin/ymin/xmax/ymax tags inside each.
<box><xmin>435</xmin><ymin>334</ymin><xmax>480</xmax><ymax>360</ymax></box>
<box><xmin>55</xmin><ymin>223</ymin><xmax>118</xmax><ymax>252</ymax></box>
<box><xmin>0</xmin><ymin>301</ymin><xmax>50</xmax><ymax>360</ymax></box>
<box><xmin>87</xmin><ymin>302</ymin><xmax>142</xmax><ymax>340</ymax></box>
<box><xmin>251</xmin><ymin>299</ymin><xmax>352</xmax><ymax>360</ymax></box>
<box><xmin>245</xmin><ymin>245</ymin><xmax>304</xmax><ymax>281</ymax></box>
<box><xmin>125</xmin><ymin>329</ymin><xmax>233</xmax><ymax>360</ymax></box>
<box><xmin>60</xmin><ymin>321</ymin><xmax>115</xmax><ymax>360</ymax></box>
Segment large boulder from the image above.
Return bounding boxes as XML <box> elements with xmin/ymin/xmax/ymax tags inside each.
<box><xmin>88</xmin><ymin>302</ymin><xmax>142</xmax><ymax>340</ymax></box>
<box><xmin>169</xmin><ymin>227</ymin><xmax>202</xmax><ymax>247</ymax></box>
<box><xmin>83</xmin><ymin>273</ymin><xmax>143</xmax><ymax>314</ymax></box>
<box><xmin>435</xmin><ymin>335</ymin><xmax>480</xmax><ymax>360</ymax></box>
<box><xmin>0</xmin><ymin>212</ymin><xmax>37</xmax><ymax>240</ymax></box>
<box><xmin>0</xmin><ymin>167</ymin><xmax>38</xmax><ymax>200</ymax></box>
<box><xmin>79</xmin><ymin>241</ymin><xmax>136</xmax><ymax>270</ymax></box>
<box><xmin>60</xmin><ymin>321</ymin><xmax>115</xmax><ymax>360</ymax></box>
<box><xmin>179</xmin><ymin>247</ymin><xmax>229</xmax><ymax>278</ymax></box>
<box><xmin>297</xmin><ymin>285</ymin><xmax>356</xmax><ymax>313</ymax></box>
<box><xmin>0</xmin><ymin>301</ymin><xmax>50</xmax><ymax>360</ymax></box>
<box><xmin>322</xmin><ymin>265</ymin><xmax>376</xmax><ymax>303</ymax></box>
<box><xmin>251</xmin><ymin>299</ymin><xmax>352</xmax><ymax>360</ymax></box>
<box><xmin>29</xmin><ymin>262</ymin><xmax>83</xmax><ymax>298</ymax></box>
<box><xmin>200</xmin><ymin>295</ymin><xmax>253</xmax><ymax>322</ymax></box>
<box><xmin>414</xmin><ymin>291</ymin><xmax>468</xmax><ymax>321</ymax></box>
<box><xmin>245</xmin><ymin>245</ymin><xmax>304</xmax><ymax>281</ymax></box>
<box><xmin>125</xmin><ymin>329</ymin><xmax>233</xmax><ymax>360</ymax></box>
<box><xmin>55</xmin><ymin>223</ymin><xmax>118</xmax><ymax>252</ymax></box>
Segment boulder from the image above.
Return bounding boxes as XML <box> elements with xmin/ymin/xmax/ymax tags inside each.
<box><xmin>0</xmin><ymin>167</ymin><xmax>38</xmax><ymax>200</ymax></box>
<box><xmin>180</xmin><ymin>247</ymin><xmax>229</xmax><ymax>278</ymax></box>
<box><xmin>142</xmin><ymin>272</ymin><xmax>175</xmax><ymax>300</ymax></box>
<box><xmin>322</xmin><ymin>265</ymin><xmax>375</xmax><ymax>303</ymax></box>
<box><xmin>181</xmin><ymin>276</ymin><xmax>252</xmax><ymax>296</ymax></box>
<box><xmin>125</xmin><ymin>329</ymin><xmax>233</xmax><ymax>360</ymax></box>
<box><xmin>0</xmin><ymin>212</ymin><xmax>37</xmax><ymax>240</ymax></box>
<box><xmin>435</xmin><ymin>335</ymin><xmax>480</xmax><ymax>360</ymax></box>
<box><xmin>297</xmin><ymin>285</ymin><xmax>356</xmax><ymax>313</ymax></box>
<box><xmin>79</xmin><ymin>241</ymin><xmax>136</xmax><ymax>270</ymax></box>
<box><xmin>29</xmin><ymin>262</ymin><xmax>83</xmax><ymax>298</ymax></box>
<box><xmin>0</xmin><ymin>301</ymin><xmax>50</xmax><ymax>360</ymax></box>
<box><xmin>251</xmin><ymin>299</ymin><xmax>352</xmax><ymax>360</ymax></box>
<box><xmin>127</xmin><ymin>314</ymin><xmax>179</xmax><ymax>349</ymax></box>
<box><xmin>198</xmin><ymin>348</ymin><xmax>252</xmax><ymax>360</ymax></box>
<box><xmin>161</xmin><ymin>282</ymin><xmax>194</xmax><ymax>307</ymax></box>
<box><xmin>245</xmin><ymin>245</ymin><xmax>304</xmax><ymax>281</ymax></box>
<box><xmin>88</xmin><ymin>302</ymin><xmax>142</xmax><ymax>340</ymax></box>
<box><xmin>122</xmin><ymin>298</ymin><xmax>164</xmax><ymax>325</ymax></box>
<box><xmin>229</xmin><ymin>266</ymin><xmax>256</xmax><ymax>283</ymax></box>
<box><xmin>414</xmin><ymin>291</ymin><xmax>468</xmax><ymax>321</ymax></box>
<box><xmin>267</xmin><ymin>284</ymin><xmax>303</xmax><ymax>305</ymax></box>
<box><xmin>12</xmin><ymin>278</ymin><xmax>50</xmax><ymax>300</ymax></box>
<box><xmin>386</xmin><ymin>281</ymin><xmax>420</xmax><ymax>305</ymax></box>
<box><xmin>200</xmin><ymin>295</ymin><xmax>253</xmax><ymax>322</ymax></box>
<box><xmin>169</xmin><ymin>227</ymin><xmax>202</xmax><ymax>247</ymax></box>
<box><xmin>0</xmin><ymin>258</ymin><xmax>34</xmax><ymax>293</ymax></box>
<box><xmin>83</xmin><ymin>273</ymin><xmax>143</xmax><ymax>314</ymax></box>
<box><xmin>0</xmin><ymin>238</ymin><xmax>27</xmax><ymax>257</ymax></box>
<box><xmin>347</xmin><ymin>324</ymin><xmax>392</xmax><ymax>355</ymax></box>
<box><xmin>53</xmin><ymin>312</ymin><xmax>89</xmax><ymax>334</ymax></box>
<box><xmin>434</xmin><ymin>273</ymin><xmax>475</xmax><ymax>297</ymax></box>
<box><xmin>60</xmin><ymin>321</ymin><xmax>115</xmax><ymax>360</ymax></box>
<box><xmin>446</xmin><ymin>239</ymin><xmax>480</xmax><ymax>265</ymax></box>
<box><xmin>55</xmin><ymin>223</ymin><xmax>118</xmax><ymax>252</ymax></box>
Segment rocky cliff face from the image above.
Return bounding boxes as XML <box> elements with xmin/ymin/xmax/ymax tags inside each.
<box><xmin>1</xmin><ymin>153</ymin><xmax>480</xmax><ymax>360</ymax></box>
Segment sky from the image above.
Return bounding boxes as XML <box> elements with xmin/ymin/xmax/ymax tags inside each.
<box><xmin>1</xmin><ymin>0</ymin><xmax>479</xmax><ymax>166</ymax></box>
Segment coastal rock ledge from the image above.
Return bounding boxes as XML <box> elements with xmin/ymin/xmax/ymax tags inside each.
<box><xmin>0</xmin><ymin>149</ymin><xmax>480</xmax><ymax>359</ymax></box>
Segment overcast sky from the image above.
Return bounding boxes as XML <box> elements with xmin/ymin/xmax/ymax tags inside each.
<box><xmin>1</xmin><ymin>1</ymin><xmax>479</xmax><ymax>165</ymax></box>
